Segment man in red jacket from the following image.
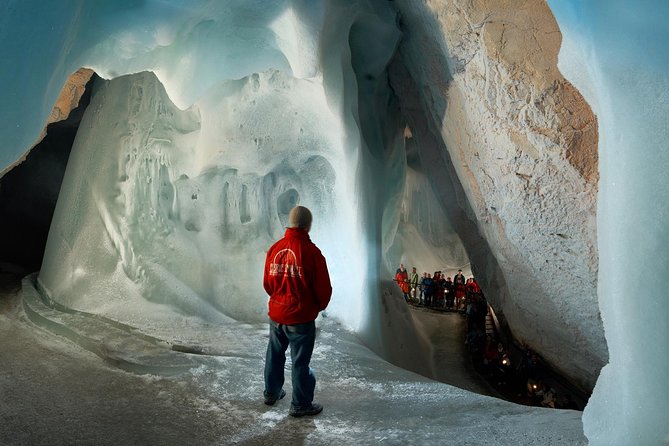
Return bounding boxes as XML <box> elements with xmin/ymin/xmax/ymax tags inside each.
<box><xmin>262</xmin><ymin>206</ymin><xmax>332</xmax><ymax>417</ymax></box>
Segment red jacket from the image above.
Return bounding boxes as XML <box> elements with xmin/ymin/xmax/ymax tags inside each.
<box><xmin>263</xmin><ymin>228</ymin><xmax>332</xmax><ymax>325</ymax></box>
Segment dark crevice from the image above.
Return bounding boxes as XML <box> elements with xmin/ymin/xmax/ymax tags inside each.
<box><xmin>0</xmin><ymin>73</ymin><xmax>98</xmax><ymax>272</ymax></box>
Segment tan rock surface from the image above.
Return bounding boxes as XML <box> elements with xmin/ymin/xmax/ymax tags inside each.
<box><xmin>47</xmin><ymin>68</ymin><xmax>94</xmax><ymax>126</ymax></box>
<box><xmin>1</xmin><ymin>68</ymin><xmax>93</xmax><ymax>176</ymax></box>
<box><xmin>394</xmin><ymin>0</ymin><xmax>605</xmax><ymax>390</ymax></box>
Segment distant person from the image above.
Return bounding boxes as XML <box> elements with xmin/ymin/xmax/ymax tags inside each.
<box><xmin>409</xmin><ymin>267</ymin><xmax>419</xmax><ymax>302</ymax></box>
<box><xmin>453</xmin><ymin>269</ymin><xmax>466</xmax><ymax>285</ymax></box>
<box><xmin>263</xmin><ymin>206</ymin><xmax>332</xmax><ymax>417</ymax></box>
<box><xmin>526</xmin><ymin>353</ymin><xmax>540</xmax><ymax>380</ymax></box>
<box><xmin>465</xmin><ymin>277</ymin><xmax>474</xmax><ymax>297</ymax></box>
<box><xmin>419</xmin><ymin>272</ymin><xmax>428</xmax><ymax>304</ymax></box>
<box><xmin>437</xmin><ymin>272</ymin><xmax>446</xmax><ymax>307</ymax></box>
<box><xmin>444</xmin><ymin>276</ymin><xmax>454</xmax><ymax>309</ymax></box>
<box><xmin>466</xmin><ymin>276</ymin><xmax>481</xmax><ymax>298</ymax></box>
<box><xmin>465</xmin><ymin>322</ymin><xmax>482</xmax><ymax>353</ymax></box>
<box><xmin>395</xmin><ymin>264</ymin><xmax>410</xmax><ymax>302</ymax></box>
<box><xmin>453</xmin><ymin>269</ymin><xmax>466</xmax><ymax>309</ymax></box>
<box><xmin>465</xmin><ymin>280</ymin><xmax>476</xmax><ymax>323</ymax></box>
<box><xmin>541</xmin><ymin>387</ymin><xmax>557</xmax><ymax>408</ymax></box>
<box><xmin>483</xmin><ymin>334</ymin><xmax>498</xmax><ymax>366</ymax></box>
<box><xmin>433</xmin><ymin>272</ymin><xmax>443</xmax><ymax>307</ymax></box>
<box><xmin>493</xmin><ymin>342</ymin><xmax>511</xmax><ymax>386</ymax></box>
<box><xmin>424</xmin><ymin>273</ymin><xmax>435</xmax><ymax>307</ymax></box>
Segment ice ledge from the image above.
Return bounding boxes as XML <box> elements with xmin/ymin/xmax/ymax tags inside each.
<box><xmin>20</xmin><ymin>274</ymin><xmax>585</xmax><ymax>445</ymax></box>
<box><xmin>22</xmin><ymin>273</ymin><xmax>197</xmax><ymax>376</ymax></box>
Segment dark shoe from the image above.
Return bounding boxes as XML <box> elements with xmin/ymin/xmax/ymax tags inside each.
<box><xmin>289</xmin><ymin>403</ymin><xmax>323</xmax><ymax>417</ymax></box>
<box><xmin>264</xmin><ymin>389</ymin><xmax>286</xmax><ymax>406</ymax></box>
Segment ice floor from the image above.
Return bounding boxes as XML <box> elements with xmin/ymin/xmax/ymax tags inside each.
<box><xmin>0</xmin><ymin>273</ymin><xmax>586</xmax><ymax>445</ymax></box>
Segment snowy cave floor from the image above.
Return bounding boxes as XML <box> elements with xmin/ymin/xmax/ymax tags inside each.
<box><xmin>0</xmin><ymin>273</ymin><xmax>586</xmax><ymax>445</ymax></box>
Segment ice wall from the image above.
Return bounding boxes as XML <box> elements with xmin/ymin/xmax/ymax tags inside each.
<box><xmin>17</xmin><ymin>0</ymin><xmax>398</xmax><ymax>332</ymax></box>
<box><xmin>548</xmin><ymin>1</ymin><xmax>669</xmax><ymax>444</ymax></box>
<box><xmin>0</xmin><ymin>0</ymin><xmax>437</xmax><ymax>335</ymax></box>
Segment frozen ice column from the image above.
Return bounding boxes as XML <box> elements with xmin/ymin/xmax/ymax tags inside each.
<box><xmin>547</xmin><ymin>1</ymin><xmax>669</xmax><ymax>444</ymax></box>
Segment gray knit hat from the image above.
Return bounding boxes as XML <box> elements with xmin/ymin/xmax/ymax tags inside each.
<box><xmin>288</xmin><ymin>206</ymin><xmax>313</xmax><ymax>229</ymax></box>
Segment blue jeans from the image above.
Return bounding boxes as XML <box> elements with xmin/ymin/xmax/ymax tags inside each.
<box><xmin>264</xmin><ymin>320</ymin><xmax>316</xmax><ymax>409</ymax></box>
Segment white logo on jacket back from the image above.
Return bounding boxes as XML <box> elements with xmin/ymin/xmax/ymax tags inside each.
<box><xmin>269</xmin><ymin>249</ymin><xmax>303</xmax><ymax>278</ymax></box>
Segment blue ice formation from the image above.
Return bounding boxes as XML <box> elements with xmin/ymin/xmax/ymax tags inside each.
<box><xmin>548</xmin><ymin>0</ymin><xmax>669</xmax><ymax>444</ymax></box>
<box><xmin>1</xmin><ymin>0</ymin><xmax>467</xmax><ymax>350</ymax></box>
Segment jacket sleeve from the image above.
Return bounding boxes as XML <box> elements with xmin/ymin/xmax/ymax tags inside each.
<box><xmin>312</xmin><ymin>249</ymin><xmax>332</xmax><ymax>311</ymax></box>
<box><xmin>263</xmin><ymin>248</ymin><xmax>273</xmax><ymax>296</ymax></box>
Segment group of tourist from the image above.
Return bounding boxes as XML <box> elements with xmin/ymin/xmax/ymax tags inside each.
<box><xmin>456</xmin><ymin>279</ymin><xmax>580</xmax><ymax>410</ymax></box>
<box><xmin>394</xmin><ymin>263</ymin><xmax>481</xmax><ymax>310</ymax></box>
<box><xmin>474</xmin><ymin>335</ymin><xmax>579</xmax><ymax>410</ymax></box>
<box><xmin>393</xmin><ymin>262</ymin><xmax>581</xmax><ymax>411</ymax></box>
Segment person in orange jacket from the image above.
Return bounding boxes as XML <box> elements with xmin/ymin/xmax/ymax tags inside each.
<box><xmin>262</xmin><ymin>206</ymin><xmax>332</xmax><ymax>417</ymax></box>
<box><xmin>395</xmin><ymin>264</ymin><xmax>410</xmax><ymax>302</ymax></box>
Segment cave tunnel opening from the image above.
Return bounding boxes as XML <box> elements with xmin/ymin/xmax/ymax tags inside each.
<box><xmin>0</xmin><ymin>72</ymin><xmax>97</xmax><ymax>275</ymax></box>
<box><xmin>390</xmin><ymin>122</ymin><xmax>591</xmax><ymax>409</ymax></box>
<box><xmin>373</xmin><ymin>42</ymin><xmax>593</xmax><ymax>409</ymax></box>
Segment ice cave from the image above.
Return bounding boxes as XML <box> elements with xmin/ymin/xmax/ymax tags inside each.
<box><xmin>1</xmin><ymin>0</ymin><xmax>668</xmax><ymax>444</ymax></box>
